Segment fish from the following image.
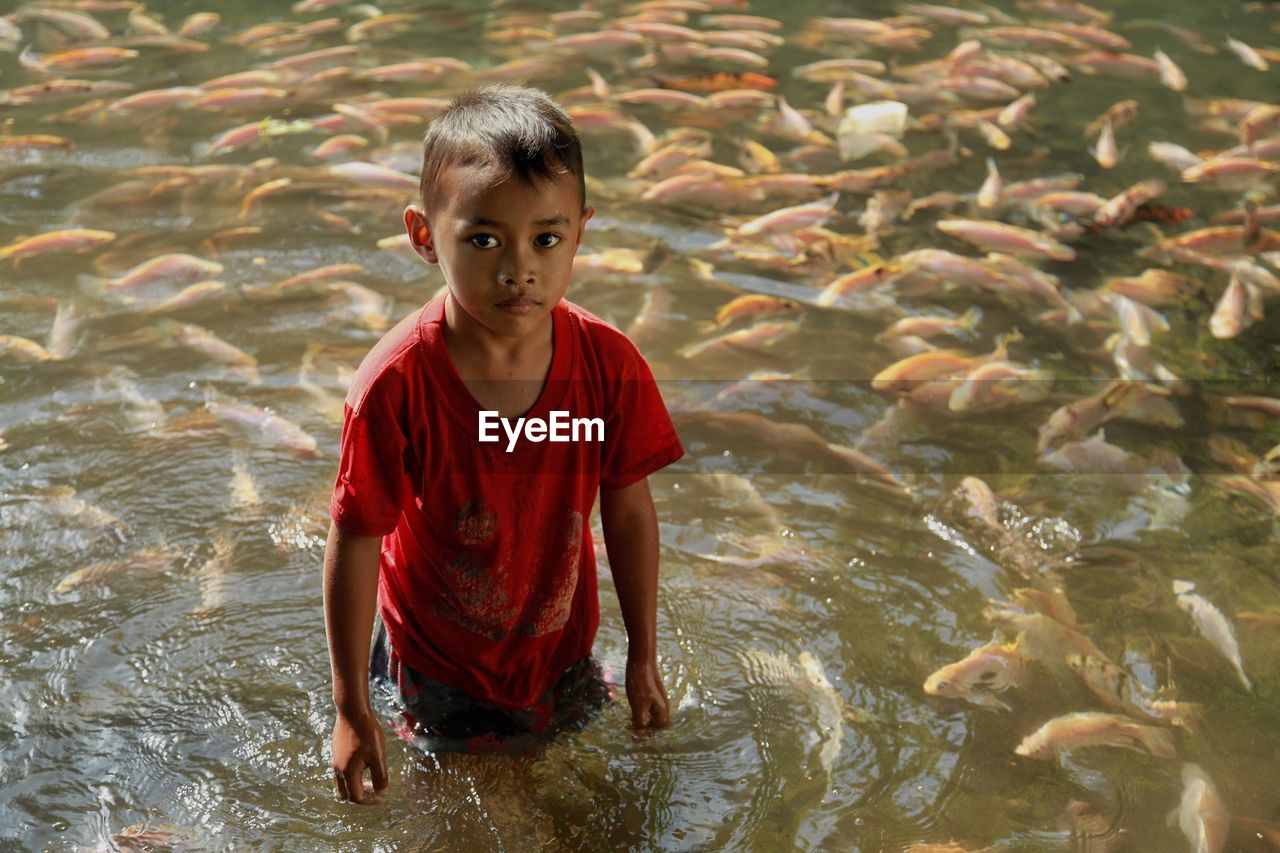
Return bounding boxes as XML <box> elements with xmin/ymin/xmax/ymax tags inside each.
<box><xmin>816</xmin><ymin>262</ymin><xmax>903</xmax><ymax>306</ymax></box>
<box><xmin>678</xmin><ymin>320</ymin><xmax>797</xmax><ymax>358</ymax></box>
<box><xmin>0</xmin><ymin>336</ymin><xmax>53</xmax><ymax>363</ymax></box>
<box><xmin>55</xmin><ymin>548</ymin><xmax>178</xmax><ymax>593</ymax></box>
<box><xmin>896</xmin><ymin>249</ymin><xmax>1011</xmax><ymax>291</ymax></box>
<box><xmin>1209</xmin><ymin>277</ymin><xmax>1250</xmax><ymax>340</ymax></box>
<box><xmin>1181</xmin><ymin>156</ymin><xmax>1277</xmax><ymax>187</ymax></box>
<box><xmin>1103</xmin><ymin>269</ymin><xmax>1200</xmax><ymax>306</ymax></box>
<box><xmin>947</xmin><ymin>360</ymin><xmax>1054</xmax><ymax>413</ymax></box>
<box><xmin>984</xmin><ymin>605</ymin><xmax>1108</xmax><ymax>663</ymax></box>
<box><xmin>0</xmin><ymin>229</ymin><xmax>116</xmax><ymax>265</ymax></box>
<box><xmin>1091</xmin><ymin>119</ymin><xmax>1118</xmax><ymax>169</ymax></box>
<box><xmin>1225</xmin><ymin>37</ymin><xmax>1268</xmax><ymax>71</ymax></box>
<box><xmin>142</xmin><ymin>281</ymin><xmax>228</xmax><ymax>316</ymax></box>
<box><xmin>156</xmin><ymin>320</ymin><xmax>252</xmax><ymax>376</ymax></box>
<box><xmin>707</xmin><ymin>472</ymin><xmax>779</xmax><ymax>525</ymax></box>
<box><xmin>872</xmin><ymin>349</ymin><xmax>978</xmax><ymax>394</ymax></box>
<box><xmin>1063</xmin><ymin>653</ymin><xmax>1156</xmax><ymax>716</ymax></box>
<box><xmin>936</xmin><ymin>219</ymin><xmax>1076</xmax><ymax>261</ymax></box>
<box><xmin>1069</xmin><ymin>51</ymin><xmax>1161</xmax><ymax>78</ymax></box>
<box><xmin>1083</xmin><ymin>100</ymin><xmax>1140</xmax><ymax>139</ymax></box>
<box><xmin>740</xmin><ymin>648</ymin><xmax>856</xmax><ymax>784</ymax></box>
<box><xmin>997</xmin><ymin>92</ymin><xmax>1036</xmax><ymax>129</ymax></box>
<box><xmin>1011</xmin><ymin>587</ymin><xmax>1080</xmax><ymax>629</ymax></box>
<box><xmin>45</xmin><ymin>302</ymin><xmax>82</xmax><ymax>360</ymax></box>
<box><xmin>656</xmin><ymin>71</ymin><xmax>778</xmax><ymax>93</ymax></box>
<box><xmin>624</xmin><ymin>287</ymin><xmax>673</xmax><ymax>349</ymax></box>
<box><xmin>204</xmin><ymin>393</ymin><xmax>318</xmax><ymax>457</ymax></box>
<box><xmin>1148</xmin><ymin>142</ymin><xmax>1203</xmax><ymax>173</ymax></box>
<box><xmin>1173</xmin><ymin>581</ymin><xmax>1251</xmax><ymax>691</ymax></box>
<box><xmin>1153</xmin><ymin>49</ymin><xmax>1188</xmax><ymax>92</ymax></box>
<box><xmin>1178</xmin><ymin>764</ymin><xmax>1230</xmax><ymax>853</ymax></box>
<box><xmin>1092</xmin><ymin>179</ymin><xmax>1166</xmax><ymax>229</ymax></box>
<box><xmin>326</xmin><ymin>281</ymin><xmax>389</xmax><ymax>331</ymax></box>
<box><xmin>923</xmin><ymin>636</ymin><xmax>1026</xmax><ymax>711</ymax></box>
<box><xmin>880</xmin><ymin>307</ymin><xmax>981</xmax><ymax>340</ymax></box>
<box><xmin>99</xmin><ymin>367</ymin><xmax>167</xmax><ymax>433</ymax></box>
<box><xmin>20</xmin><ymin>46</ymin><xmax>139</xmax><ymax>73</ymax></box>
<box><xmin>977</xmin><ymin>157</ymin><xmax>1002</xmax><ymax>211</ymax></box>
<box><xmin>705</xmin><ymin>294</ymin><xmax>802</xmax><ymax>330</ymax></box>
<box><xmin>1014</xmin><ymin>712</ymin><xmax>1177</xmax><ymax>759</ymax></box>
<box><xmin>734</xmin><ymin>193</ymin><xmax>839</xmax><ymax>237</ymax></box>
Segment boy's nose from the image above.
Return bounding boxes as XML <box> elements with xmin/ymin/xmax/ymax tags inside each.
<box><xmin>498</xmin><ymin>251</ymin><xmax>536</xmax><ymax>287</ymax></box>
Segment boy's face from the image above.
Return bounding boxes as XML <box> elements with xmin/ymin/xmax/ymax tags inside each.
<box><xmin>404</xmin><ymin>163</ymin><xmax>592</xmax><ymax>341</ymax></box>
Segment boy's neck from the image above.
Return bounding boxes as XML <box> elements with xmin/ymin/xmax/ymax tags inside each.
<box><xmin>442</xmin><ymin>292</ymin><xmax>553</xmax><ymax>374</ymax></box>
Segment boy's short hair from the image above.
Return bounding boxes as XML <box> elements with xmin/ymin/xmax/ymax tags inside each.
<box><xmin>418</xmin><ymin>83</ymin><xmax>586</xmax><ymax>212</ymax></box>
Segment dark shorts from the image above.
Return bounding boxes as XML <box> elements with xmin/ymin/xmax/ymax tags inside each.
<box><xmin>369</xmin><ymin>615</ymin><xmax>614</xmax><ymax>755</ymax></box>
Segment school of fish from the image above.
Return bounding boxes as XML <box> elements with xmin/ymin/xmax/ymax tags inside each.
<box><xmin>1</xmin><ymin>0</ymin><xmax>1278</xmax><ymax>849</ymax></box>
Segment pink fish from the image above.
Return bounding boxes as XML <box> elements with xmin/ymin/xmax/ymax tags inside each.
<box><xmin>936</xmin><ymin>219</ymin><xmax>1076</xmax><ymax>261</ymax></box>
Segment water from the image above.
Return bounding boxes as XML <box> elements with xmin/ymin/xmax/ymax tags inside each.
<box><xmin>1</xmin><ymin>0</ymin><xmax>1279</xmax><ymax>849</ymax></box>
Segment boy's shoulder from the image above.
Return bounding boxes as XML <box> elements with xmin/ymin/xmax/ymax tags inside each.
<box><xmin>561</xmin><ymin>298</ymin><xmax>645</xmax><ymax>366</ymax></box>
<box><xmin>345</xmin><ymin>303</ymin><xmax>428</xmax><ymax>413</ymax></box>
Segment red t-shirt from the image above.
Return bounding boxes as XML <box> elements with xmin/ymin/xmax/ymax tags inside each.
<box><xmin>330</xmin><ymin>296</ymin><xmax>683</xmax><ymax>709</ymax></box>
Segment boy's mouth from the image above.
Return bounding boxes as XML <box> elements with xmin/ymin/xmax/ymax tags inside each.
<box><xmin>496</xmin><ymin>296</ymin><xmax>539</xmax><ymax>314</ymax></box>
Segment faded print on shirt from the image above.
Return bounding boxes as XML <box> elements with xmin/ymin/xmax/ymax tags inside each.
<box><xmin>434</xmin><ymin>496</ymin><xmax>583</xmax><ymax>642</ymax></box>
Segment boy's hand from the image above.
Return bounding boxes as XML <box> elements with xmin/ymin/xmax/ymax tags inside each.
<box><xmin>625</xmin><ymin>656</ymin><xmax>670</xmax><ymax>730</ymax></box>
<box><xmin>331</xmin><ymin>708</ymin><xmax>388</xmax><ymax>804</ymax></box>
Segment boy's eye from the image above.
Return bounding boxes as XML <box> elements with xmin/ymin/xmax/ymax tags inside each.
<box><xmin>535</xmin><ymin>233</ymin><xmax>561</xmax><ymax>248</ymax></box>
<box><xmin>470</xmin><ymin>234</ymin><xmax>498</xmax><ymax>249</ymax></box>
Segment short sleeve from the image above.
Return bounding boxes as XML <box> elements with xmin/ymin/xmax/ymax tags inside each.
<box><xmin>599</xmin><ymin>338</ymin><xmax>684</xmax><ymax>490</ymax></box>
<box><xmin>329</xmin><ymin>401</ymin><xmax>415</xmax><ymax>537</ymax></box>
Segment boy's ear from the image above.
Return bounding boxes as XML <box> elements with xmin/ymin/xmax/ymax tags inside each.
<box><xmin>576</xmin><ymin>204</ymin><xmax>595</xmax><ymax>245</ymax></box>
<box><xmin>403</xmin><ymin>205</ymin><xmax>438</xmax><ymax>265</ymax></box>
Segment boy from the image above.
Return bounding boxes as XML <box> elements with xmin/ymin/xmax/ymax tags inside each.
<box><xmin>323</xmin><ymin>84</ymin><xmax>684</xmax><ymax>804</ymax></box>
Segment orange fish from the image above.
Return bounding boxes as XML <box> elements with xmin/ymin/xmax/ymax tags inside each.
<box><xmin>656</xmin><ymin>71</ymin><xmax>778</xmax><ymax>92</ymax></box>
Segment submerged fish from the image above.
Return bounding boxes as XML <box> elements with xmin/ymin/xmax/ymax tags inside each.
<box><xmin>1173</xmin><ymin>580</ymin><xmax>1251</xmax><ymax>691</ymax></box>
<box><xmin>936</xmin><ymin>219</ymin><xmax>1076</xmax><ymax>261</ymax></box>
<box><xmin>678</xmin><ymin>319</ymin><xmax>798</xmax><ymax>358</ymax></box>
<box><xmin>923</xmin><ymin>636</ymin><xmax>1026</xmax><ymax>711</ymax></box>
<box><xmin>741</xmin><ymin>648</ymin><xmax>864</xmax><ymax>783</ymax></box>
<box><xmin>1014</xmin><ymin>712</ymin><xmax>1177</xmax><ymax>759</ymax></box>
<box><xmin>204</xmin><ymin>393</ymin><xmax>319</xmax><ymax>457</ymax></box>
<box><xmin>1178</xmin><ymin>764</ymin><xmax>1229</xmax><ymax>853</ymax></box>
<box><xmin>56</xmin><ymin>548</ymin><xmax>178</xmax><ymax>593</ymax></box>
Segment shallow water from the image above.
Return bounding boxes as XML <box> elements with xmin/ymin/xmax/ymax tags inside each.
<box><xmin>1</xmin><ymin>0</ymin><xmax>1279</xmax><ymax>850</ymax></box>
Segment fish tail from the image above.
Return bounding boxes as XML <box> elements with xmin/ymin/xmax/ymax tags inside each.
<box><xmin>1138</xmin><ymin>726</ymin><xmax>1178</xmax><ymax>759</ymax></box>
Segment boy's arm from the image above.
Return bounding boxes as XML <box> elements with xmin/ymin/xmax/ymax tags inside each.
<box><xmin>323</xmin><ymin>521</ymin><xmax>389</xmax><ymax>803</ymax></box>
<box><xmin>599</xmin><ymin>476</ymin><xmax>670</xmax><ymax>730</ymax></box>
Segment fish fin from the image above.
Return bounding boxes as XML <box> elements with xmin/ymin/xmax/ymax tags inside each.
<box><xmin>970</xmin><ymin>692</ymin><xmax>1012</xmax><ymax>712</ymax></box>
<box><xmin>696</xmin><ymin>319</ymin><xmax>721</xmax><ymax>334</ymax></box>
<box><xmin>1138</xmin><ymin>726</ymin><xmax>1177</xmax><ymax>759</ymax></box>
<box><xmin>959</xmin><ymin>306</ymin><xmax>983</xmax><ymax>331</ymax></box>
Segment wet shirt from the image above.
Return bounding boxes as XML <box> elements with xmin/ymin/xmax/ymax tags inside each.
<box><xmin>330</xmin><ymin>297</ymin><xmax>683</xmax><ymax>710</ymax></box>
